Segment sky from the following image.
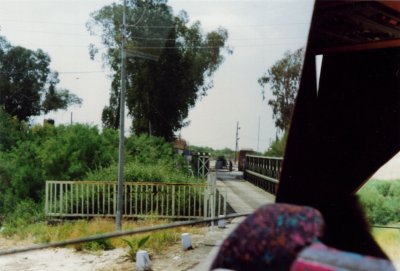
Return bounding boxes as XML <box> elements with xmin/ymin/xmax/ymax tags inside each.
<box><xmin>0</xmin><ymin>0</ymin><xmax>314</xmax><ymax>151</ymax></box>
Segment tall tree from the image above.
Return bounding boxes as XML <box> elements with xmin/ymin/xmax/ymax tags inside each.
<box><xmin>88</xmin><ymin>0</ymin><xmax>231</xmax><ymax>140</ymax></box>
<box><xmin>0</xmin><ymin>36</ymin><xmax>82</xmax><ymax>121</ymax></box>
<box><xmin>258</xmin><ymin>48</ymin><xmax>303</xmax><ymax>132</ymax></box>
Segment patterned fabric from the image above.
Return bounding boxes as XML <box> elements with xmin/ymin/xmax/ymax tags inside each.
<box><xmin>210</xmin><ymin>203</ymin><xmax>324</xmax><ymax>271</ymax></box>
<box><xmin>290</xmin><ymin>243</ymin><xmax>396</xmax><ymax>271</ymax></box>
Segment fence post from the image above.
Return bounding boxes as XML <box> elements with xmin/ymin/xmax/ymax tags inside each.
<box><xmin>60</xmin><ymin>183</ymin><xmax>63</xmax><ymax>215</ymax></box>
<box><xmin>113</xmin><ymin>183</ymin><xmax>117</xmax><ymax>216</ymax></box>
<box><xmin>224</xmin><ymin>188</ymin><xmax>227</xmax><ymax>215</ymax></box>
<box><xmin>45</xmin><ymin>181</ymin><xmax>49</xmax><ymax>215</ymax></box>
<box><xmin>172</xmin><ymin>185</ymin><xmax>175</xmax><ymax>217</ymax></box>
<box><xmin>203</xmin><ymin>188</ymin><xmax>208</xmax><ymax>219</ymax></box>
<box><xmin>207</xmin><ymin>172</ymin><xmax>216</xmax><ymax>225</ymax></box>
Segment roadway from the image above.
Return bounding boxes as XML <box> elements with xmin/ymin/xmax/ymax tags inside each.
<box><xmin>216</xmin><ymin>170</ymin><xmax>275</xmax><ymax>213</ymax></box>
<box><xmin>193</xmin><ymin>170</ymin><xmax>275</xmax><ymax>271</ymax></box>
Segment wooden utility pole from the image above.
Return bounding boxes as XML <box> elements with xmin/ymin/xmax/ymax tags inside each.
<box><xmin>234</xmin><ymin>121</ymin><xmax>240</xmax><ymax>164</ymax></box>
<box><xmin>257</xmin><ymin>116</ymin><xmax>260</xmax><ymax>153</ymax></box>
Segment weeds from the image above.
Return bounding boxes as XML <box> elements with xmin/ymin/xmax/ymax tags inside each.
<box><xmin>0</xmin><ymin>217</ymin><xmax>203</xmax><ymax>253</ymax></box>
<box><xmin>122</xmin><ymin>235</ymin><xmax>150</xmax><ymax>261</ymax></box>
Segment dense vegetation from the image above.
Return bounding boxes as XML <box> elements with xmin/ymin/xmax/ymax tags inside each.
<box><xmin>0</xmin><ymin>108</ymin><xmax>197</xmax><ymax>226</ymax></box>
<box><xmin>264</xmin><ymin>132</ymin><xmax>288</xmax><ymax>157</ymax></box>
<box><xmin>358</xmin><ymin>179</ymin><xmax>400</xmax><ymax>226</ymax></box>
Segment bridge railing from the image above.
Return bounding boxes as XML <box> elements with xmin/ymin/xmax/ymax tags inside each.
<box><xmin>244</xmin><ymin>155</ymin><xmax>283</xmax><ymax>194</ymax></box>
<box><xmin>45</xmin><ymin>181</ymin><xmax>227</xmax><ymax>219</ymax></box>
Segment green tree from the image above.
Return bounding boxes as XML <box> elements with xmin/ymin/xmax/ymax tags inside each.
<box><xmin>0</xmin><ymin>36</ymin><xmax>81</xmax><ymax>121</ymax></box>
<box><xmin>264</xmin><ymin>132</ymin><xmax>288</xmax><ymax>157</ymax></box>
<box><xmin>88</xmin><ymin>0</ymin><xmax>231</xmax><ymax>140</ymax></box>
<box><xmin>0</xmin><ymin>108</ymin><xmax>29</xmax><ymax>151</ymax></box>
<box><xmin>37</xmin><ymin>124</ymin><xmax>119</xmax><ymax>180</ymax></box>
<box><xmin>258</xmin><ymin>48</ymin><xmax>303</xmax><ymax>132</ymax></box>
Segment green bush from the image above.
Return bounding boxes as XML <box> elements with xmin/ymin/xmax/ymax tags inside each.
<box><xmin>125</xmin><ymin>134</ymin><xmax>177</xmax><ymax>165</ymax></box>
<box><xmin>37</xmin><ymin>124</ymin><xmax>119</xmax><ymax>180</ymax></box>
<box><xmin>86</xmin><ymin>161</ymin><xmax>199</xmax><ymax>183</ymax></box>
<box><xmin>264</xmin><ymin>132</ymin><xmax>288</xmax><ymax>157</ymax></box>
<box><xmin>0</xmin><ymin>124</ymin><xmax>119</xmax><ymax>215</ymax></box>
<box><xmin>358</xmin><ymin>179</ymin><xmax>400</xmax><ymax>225</ymax></box>
<box><xmin>80</xmin><ymin>237</ymin><xmax>114</xmax><ymax>251</ymax></box>
<box><xmin>2</xmin><ymin>199</ymin><xmax>44</xmax><ymax>235</ymax></box>
<box><xmin>0</xmin><ymin>108</ymin><xmax>29</xmax><ymax>151</ymax></box>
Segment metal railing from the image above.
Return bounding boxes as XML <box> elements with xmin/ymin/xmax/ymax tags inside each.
<box><xmin>191</xmin><ymin>152</ymin><xmax>210</xmax><ymax>178</ymax></box>
<box><xmin>244</xmin><ymin>155</ymin><xmax>283</xmax><ymax>194</ymax></box>
<box><xmin>45</xmin><ymin>181</ymin><xmax>227</xmax><ymax>219</ymax></box>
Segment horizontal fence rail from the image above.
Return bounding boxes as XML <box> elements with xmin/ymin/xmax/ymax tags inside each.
<box><xmin>45</xmin><ymin>181</ymin><xmax>226</xmax><ymax>219</ymax></box>
<box><xmin>244</xmin><ymin>155</ymin><xmax>283</xmax><ymax>194</ymax></box>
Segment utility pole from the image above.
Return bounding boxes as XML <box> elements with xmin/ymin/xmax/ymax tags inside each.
<box><xmin>234</xmin><ymin>121</ymin><xmax>240</xmax><ymax>164</ymax></box>
<box><xmin>116</xmin><ymin>0</ymin><xmax>127</xmax><ymax>231</ymax></box>
<box><xmin>257</xmin><ymin>116</ymin><xmax>260</xmax><ymax>153</ymax></box>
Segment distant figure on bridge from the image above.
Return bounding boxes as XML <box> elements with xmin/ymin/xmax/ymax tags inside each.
<box><xmin>229</xmin><ymin>160</ymin><xmax>233</xmax><ymax>171</ymax></box>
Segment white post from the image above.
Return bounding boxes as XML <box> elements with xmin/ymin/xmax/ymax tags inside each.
<box><xmin>181</xmin><ymin>233</ymin><xmax>192</xmax><ymax>250</ymax></box>
<box><xmin>207</xmin><ymin>172</ymin><xmax>216</xmax><ymax>226</ymax></box>
<box><xmin>136</xmin><ymin>250</ymin><xmax>151</xmax><ymax>271</ymax></box>
<box><xmin>218</xmin><ymin>215</ymin><xmax>225</xmax><ymax>228</ymax></box>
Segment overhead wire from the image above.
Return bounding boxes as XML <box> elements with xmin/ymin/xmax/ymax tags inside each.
<box><xmin>0</xmin><ymin>70</ymin><xmax>109</xmax><ymax>75</ymax></box>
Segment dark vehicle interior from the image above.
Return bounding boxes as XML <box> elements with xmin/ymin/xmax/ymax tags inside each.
<box><xmin>277</xmin><ymin>0</ymin><xmax>399</xmax><ymax>259</ymax></box>
<box><xmin>212</xmin><ymin>1</ymin><xmax>399</xmax><ymax>269</ymax></box>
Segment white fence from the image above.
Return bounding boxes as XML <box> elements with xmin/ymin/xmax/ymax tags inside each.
<box><xmin>45</xmin><ymin>178</ymin><xmax>226</xmax><ymax>219</ymax></box>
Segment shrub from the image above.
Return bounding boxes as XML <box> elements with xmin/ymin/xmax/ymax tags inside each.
<box><xmin>86</xmin><ymin>161</ymin><xmax>199</xmax><ymax>183</ymax></box>
<box><xmin>80</xmin><ymin>237</ymin><xmax>114</xmax><ymax>251</ymax></box>
<box><xmin>358</xmin><ymin>179</ymin><xmax>400</xmax><ymax>225</ymax></box>
<box><xmin>0</xmin><ymin>108</ymin><xmax>29</xmax><ymax>151</ymax></box>
<box><xmin>125</xmin><ymin>134</ymin><xmax>177</xmax><ymax>165</ymax></box>
<box><xmin>37</xmin><ymin>124</ymin><xmax>119</xmax><ymax>180</ymax></box>
<box><xmin>2</xmin><ymin>199</ymin><xmax>44</xmax><ymax>235</ymax></box>
<box><xmin>264</xmin><ymin>132</ymin><xmax>288</xmax><ymax>157</ymax></box>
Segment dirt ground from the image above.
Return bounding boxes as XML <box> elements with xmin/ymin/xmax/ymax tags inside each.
<box><xmin>0</xmin><ymin>230</ymin><xmax>220</xmax><ymax>271</ymax></box>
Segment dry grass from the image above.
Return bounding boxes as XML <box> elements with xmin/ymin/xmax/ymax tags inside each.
<box><xmin>2</xmin><ymin>218</ymin><xmax>205</xmax><ymax>253</ymax></box>
<box><xmin>373</xmin><ymin>226</ymin><xmax>400</xmax><ymax>262</ymax></box>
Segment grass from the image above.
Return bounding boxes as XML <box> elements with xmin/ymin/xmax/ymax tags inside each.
<box><xmin>372</xmin><ymin>226</ymin><xmax>400</xmax><ymax>262</ymax></box>
<box><xmin>0</xmin><ymin>217</ymin><xmax>205</xmax><ymax>253</ymax></box>
<box><xmin>359</xmin><ymin>179</ymin><xmax>400</xmax><ymax>264</ymax></box>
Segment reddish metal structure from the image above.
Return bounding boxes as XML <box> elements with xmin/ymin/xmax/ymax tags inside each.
<box><xmin>276</xmin><ymin>0</ymin><xmax>400</xmax><ymax>258</ymax></box>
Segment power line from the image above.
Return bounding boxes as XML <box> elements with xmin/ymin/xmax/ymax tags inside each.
<box><xmin>58</xmin><ymin>70</ymin><xmax>109</xmax><ymax>74</ymax></box>
<box><xmin>127</xmin><ymin>22</ymin><xmax>310</xmax><ymax>29</ymax></box>
<box><xmin>129</xmin><ymin>36</ymin><xmax>306</xmax><ymax>42</ymax></box>
<box><xmin>2</xmin><ymin>21</ymin><xmax>309</xmax><ymax>36</ymax></box>
<box><xmin>2</xmin><ymin>28</ymin><xmax>90</xmax><ymax>37</ymax></box>
<box><xmin>0</xmin><ymin>19</ymin><xmax>83</xmax><ymax>26</ymax></box>
<box><xmin>0</xmin><ymin>70</ymin><xmax>109</xmax><ymax>75</ymax></box>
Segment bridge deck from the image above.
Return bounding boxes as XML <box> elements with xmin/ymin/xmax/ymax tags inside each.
<box><xmin>194</xmin><ymin>171</ymin><xmax>275</xmax><ymax>270</ymax></box>
<box><xmin>216</xmin><ymin>170</ymin><xmax>275</xmax><ymax>213</ymax></box>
